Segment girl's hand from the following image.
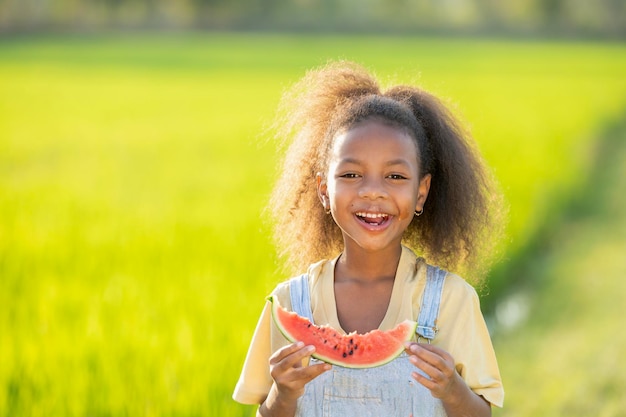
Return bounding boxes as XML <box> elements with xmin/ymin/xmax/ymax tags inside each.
<box><xmin>405</xmin><ymin>342</ymin><xmax>492</xmax><ymax>417</ymax></box>
<box><xmin>405</xmin><ymin>342</ymin><xmax>464</xmax><ymax>404</ymax></box>
<box><xmin>269</xmin><ymin>341</ymin><xmax>331</xmax><ymax>402</ymax></box>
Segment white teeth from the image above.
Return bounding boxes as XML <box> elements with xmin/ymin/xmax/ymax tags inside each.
<box><xmin>356</xmin><ymin>212</ymin><xmax>389</xmax><ymax>219</ymax></box>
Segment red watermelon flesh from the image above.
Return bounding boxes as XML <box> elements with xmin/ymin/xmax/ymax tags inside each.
<box><xmin>268</xmin><ymin>296</ymin><xmax>417</xmax><ymax>368</ymax></box>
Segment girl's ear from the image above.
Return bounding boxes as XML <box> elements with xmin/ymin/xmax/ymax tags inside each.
<box><xmin>316</xmin><ymin>172</ymin><xmax>330</xmax><ymax>211</ymax></box>
<box><xmin>415</xmin><ymin>173</ymin><xmax>432</xmax><ymax>212</ymax></box>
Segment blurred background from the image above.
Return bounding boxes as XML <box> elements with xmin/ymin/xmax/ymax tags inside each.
<box><xmin>1</xmin><ymin>1</ymin><xmax>625</xmax><ymax>416</ymax></box>
<box><xmin>1</xmin><ymin>0</ymin><xmax>625</xmax><ymax>36</ymax></box>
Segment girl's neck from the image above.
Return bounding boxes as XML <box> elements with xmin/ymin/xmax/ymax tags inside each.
<box><xmin>335</xmin><ymin>244</ymin><xmax>402</xmax><ymax>283</ymax></box>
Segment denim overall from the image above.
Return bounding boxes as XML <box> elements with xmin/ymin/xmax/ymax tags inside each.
<box><xmin>289</xmin><ymin>265</ymin><xmax>448</xmax><ymax>417</ymax></box>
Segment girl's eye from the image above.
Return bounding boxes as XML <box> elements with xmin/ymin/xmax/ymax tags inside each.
<box><xmin>388</xmin><ymin>174</ymin><xmax>408</xmax><ymax>180</ymax></box>
<box><xmin>340</xmin><ymin>173</ymin><xmax>360</xmax><ymax>179</ymax></box>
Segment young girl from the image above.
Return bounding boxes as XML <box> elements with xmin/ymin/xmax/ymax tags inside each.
<box><xmin>233</xmin><ymin>61</ymin><xmax>504</xmax><ymax>416</ymax></box>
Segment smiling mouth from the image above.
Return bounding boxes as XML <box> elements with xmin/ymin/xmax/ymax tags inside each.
<box><xmin>355</xmin><ymin>212</ymin><xmax>391</xmax><ymax>226</ymax></box>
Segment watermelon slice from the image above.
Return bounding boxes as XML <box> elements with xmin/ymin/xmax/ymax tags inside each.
<box><xmin>268</xmin><ymin>296</ymin><xmax>417</xmax><ymax>368</ymax></box>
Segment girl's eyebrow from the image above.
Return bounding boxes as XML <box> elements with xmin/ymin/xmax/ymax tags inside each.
<box><xmin>385</xmin><ymin>159</ymin><xmax>412</xmax><ymax>167</ymax></box>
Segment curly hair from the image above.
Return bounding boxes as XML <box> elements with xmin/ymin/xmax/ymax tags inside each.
<box><xmin>268</xmin><ymin>61</ymin><xmax>505</xmax><ymax>283</ymax></box>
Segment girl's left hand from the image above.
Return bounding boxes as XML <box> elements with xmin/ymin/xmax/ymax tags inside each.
<box><xmin>405</xmin><ymin>342</ymin><xmax>465</xmax><ymax>403</ymax></box>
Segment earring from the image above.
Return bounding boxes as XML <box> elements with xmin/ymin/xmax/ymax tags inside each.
<box><xmin>325</xmin><ymin>206</ymin><xmax>331</xmax><ymax>215</ymax></box>
<box><xmin>414</xmin><ymin>208</ymin><xmax>423</xmax><ymax>217</ymax></box>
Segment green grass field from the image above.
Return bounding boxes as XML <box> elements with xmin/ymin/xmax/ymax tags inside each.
<box><xmin>0</xmin><ymin>34</ymin><xmax>625</xmax><ymax>416</ymax></box>
<box><xmin>491</xmin><ymin>113</ymin><xmax>626</xmax><ymax>417</ymax></box>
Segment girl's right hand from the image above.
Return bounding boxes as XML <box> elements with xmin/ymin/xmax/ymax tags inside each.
<box><xmin>269</xmin><ymin>341</ymin><xmax>331</xmax><ymax>401</ymax></box>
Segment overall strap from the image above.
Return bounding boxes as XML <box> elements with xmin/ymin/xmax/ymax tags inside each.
<box><xmin>416</xmin><ymin>265</ymin><xmax>447</xmax><ymax>342</ymax></box>
<box><xmin>289</xmin><ymin>274</ymin><xmax>314</xmax><ymax>323</ymax></box>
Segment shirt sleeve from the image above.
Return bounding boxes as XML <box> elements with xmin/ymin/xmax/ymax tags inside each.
<box><xmin>232</xmin><ymin>283</ymin><xmax>293</xmax><ymax>405</ymax></box>
<box><xmin>437</xmin><ymin>275</ymin><xmax>505</xmax><ymax>408</ymax></box>
<box><xmin>232</xmin><ymin>300</ymin><xmax>274</xmax><ymax>404</ymax></box>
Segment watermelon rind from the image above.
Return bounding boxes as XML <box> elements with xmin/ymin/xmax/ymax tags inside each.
<box><xmin>267</xmin><ymin>295</ymin><xmax>417</xmax><ymax>369</ymax></box>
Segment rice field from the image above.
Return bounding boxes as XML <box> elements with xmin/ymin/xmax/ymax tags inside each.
<box><xmin>0</xmin><ymin>33</ymin><xmax>625</xmax><ymax>416</ymax></box>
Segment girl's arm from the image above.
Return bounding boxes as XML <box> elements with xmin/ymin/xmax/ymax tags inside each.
<box><xmin>257</xmin><ymin>342</ymin><xmax>331</xmax><ymax>417</ymax></box>
<box><xmin>406</xmin><ymin>342</ymin><xmax>491</xmax><ymax>417</ymax></box>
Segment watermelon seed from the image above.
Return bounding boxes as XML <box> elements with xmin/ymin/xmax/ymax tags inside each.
<box><xmin>349</xmin><ymin>350</ymin><xmax>354</xmax><ymax>355</ymax></box>
<box><xmin>342</xmin><ymin>352</ymin><xmax>347</xmax><ymax>358</ymax></box>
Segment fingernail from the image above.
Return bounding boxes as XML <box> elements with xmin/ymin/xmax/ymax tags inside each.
<box><xmin>307</xmin><ymin>345</ymin><xmax>315</xmax><ymax>352</ymax></box>
<box><xmin>296</xmin><ymin>341</ymin><xmax>304</xmax><ymax>348</ymax></box>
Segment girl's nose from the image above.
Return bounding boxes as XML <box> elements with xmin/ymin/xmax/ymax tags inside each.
<box><xmin>357</xmin><ymin>177</ymin><xmax>388</xmax><ymax>199</ymax></box>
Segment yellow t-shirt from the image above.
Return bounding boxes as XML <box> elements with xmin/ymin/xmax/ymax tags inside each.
<box><xmin>233</xmin><ymin>246</ymin><xmax>504</xmax><ymax>408</ymax></box>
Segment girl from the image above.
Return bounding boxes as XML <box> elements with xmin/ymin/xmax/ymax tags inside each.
<box><xmin>233</xmin><ymin>61</ymin><xmax>504</xmax><ymax>416</ymax></box>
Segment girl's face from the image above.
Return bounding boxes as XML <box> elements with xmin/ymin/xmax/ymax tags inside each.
<box><xmin>318</xmin><ymin>119</ymin><xmax>431</xmax><ymax>254</ymax></box>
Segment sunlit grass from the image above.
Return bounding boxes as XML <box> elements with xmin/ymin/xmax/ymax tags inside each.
<box><xmin>0</xmin><ymin>34</ymin><xmax>625</xmax><ymax>416</ymax></box>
